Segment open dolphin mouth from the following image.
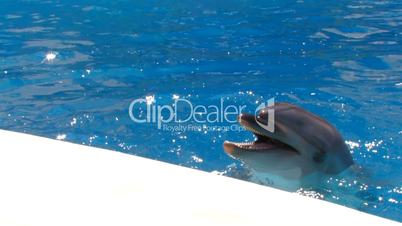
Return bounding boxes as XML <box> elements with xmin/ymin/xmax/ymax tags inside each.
<box><xmin>224</xmin><ymin>113</ymin><xmax>298</xmax><ymax>155</ymax></box>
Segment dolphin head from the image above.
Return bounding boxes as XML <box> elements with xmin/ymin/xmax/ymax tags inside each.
<box><xmin>224</xmin><ymin>103</ymin><xmax>354</xmax><ymax>178</ymax></box>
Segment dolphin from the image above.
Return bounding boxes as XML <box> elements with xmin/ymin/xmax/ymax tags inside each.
<box><xmin>223</xmin><ymin>102</ymin><xmax>354</xmax><ymax>184</ymax></box>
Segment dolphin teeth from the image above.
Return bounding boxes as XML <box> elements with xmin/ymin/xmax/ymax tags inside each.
<box><xmin>225</xmin><ymin>121</ymin><xmax>279</xmax><ymax>151</ymax></box>
<box><xmin>227</xmin><ymin>141</ymin><xmax>255</xmax><ymax>149</ymax></box>
<box><xmin>242</xmin><ymin>124</ymin><xmax>265</xmax><ymax>136</ymax></box>
<box><xmin>227</xmin><ymin>141</ymin><xmax>272</xmax><ymax>150</ymax></box>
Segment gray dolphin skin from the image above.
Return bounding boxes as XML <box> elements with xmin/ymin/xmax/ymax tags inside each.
<box><xmin>224</xmin><ymin>102</ymin><xmax>354</xmax><ymax>181</ymax></box>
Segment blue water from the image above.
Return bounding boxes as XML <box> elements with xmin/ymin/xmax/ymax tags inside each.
<box><xmin>0</xmin><ymin>0</ymin><xmax>401</xmax><ymax>221</ymax></box>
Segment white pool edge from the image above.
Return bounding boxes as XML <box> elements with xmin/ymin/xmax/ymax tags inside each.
<box><xmin>0</xmin><ymin>129</ymin><xmax>399</xmax><ymax>226</ymax></box>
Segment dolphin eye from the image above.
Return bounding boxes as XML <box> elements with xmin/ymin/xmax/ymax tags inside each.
<box><xmin>313</xmin><ymin>152</ymin><xmax>326</xmax><ymax>163</ymax></box>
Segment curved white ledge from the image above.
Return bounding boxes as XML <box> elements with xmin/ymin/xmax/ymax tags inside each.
<box><xmin>0</xmin><ymin>129</ymin><xmax>399</xmax><ymax>226</ymax></box>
